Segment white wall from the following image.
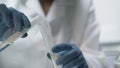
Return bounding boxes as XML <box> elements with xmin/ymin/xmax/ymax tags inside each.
<box><xmin>93</xmin><ymin>0</ymin><xmax>120</xmax><ymax>43</ymax></box>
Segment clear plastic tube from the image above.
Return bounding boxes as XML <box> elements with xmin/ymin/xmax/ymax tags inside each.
<box><xmin>38</xmin><ymin>20</ymin><xmax>60</xmax><ymax>68</ymax></box>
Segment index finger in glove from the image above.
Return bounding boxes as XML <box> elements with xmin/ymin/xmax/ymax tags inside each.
<box><xmin>63</xmin><ymin>55</ymin><xmax>87</xmax><ymax>68</ymax></box>
<box><xmin>52</xmin><ymin>43</ymin><xmax>73</xmax><ymax>53</ymax></box>
<box><xmin>9</xmin><ymin>8</ymin><xmax>23</xmax><ymax>32</ymax></box>
<box><xmin>56</xmin><ymin>49</ymin><xmax>81</xmax><ymax>65</ymax></box>
<box><xmin>20</xmin><ymin>13</ymin><xmax>31</xmax><ymax>28</ymax></box>
<box><xmin>0</xmin><ymin>4</ymin><xmax>11</xmax><ymax>27</ymax></box>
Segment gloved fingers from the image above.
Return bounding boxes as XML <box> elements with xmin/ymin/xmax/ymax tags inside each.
<box><xmin>56</xmin><ymin>48</ymin><xmax>80</xmax><ymax>65</ymax></box>
<box><xmin>21</xmin><ymin>13</ymin><xmax>31</xmax><ymax>28</ymax></box>
<box><xmin>0</xmin><ymin>4</ymin><xmax>11</xmax><ymax>27</ymax></box>
<box><xmin>62</xmin><ymin>55</ymin><xmax>86</xmax><ymax>68</ymax></box>
<box><xmin>72</xmin><ymin>55</ymin><xmax>88</xmax><ymax>68</ymax></box>
<box><xmin>81</xmin><ymin>62</ymin><xmax>89</xmax><ymax>68</ymax></box>
<box><xmin>0</xmin><ymin>25</ymin><xmax>9</xmax><ymax>41</ymax></box>
<box><xmin>0</xmin><ymin>21</ymin><xmax>8</xmax><ymax>32</ymax></box>
<box><xmin>78</xmin><ymin>62</ymin><xmax>88</xmax><ymax>68</ymax></box>
<box><xmin>0</xmin><ymin>27</ymin><xmax>13</xmax><ymax>40</ymax></box>
<box><xmin>52</xmin><ymin>43</ymin><xmax>73</xmax><ymax>53</ymax></box>
<box><xmin>9</xmin><ymin>7</ymin><xmax>23</xmax><ymax>32</ymax></box>
<box><xmin>0</xmin><ymin>13</ymin><xmax>9</xmax><ymax>40</ymax></box>
<box><xmin>75</xmin><ymin>61</ymin><xmax>88</xmax><ymax>68</ymax></box>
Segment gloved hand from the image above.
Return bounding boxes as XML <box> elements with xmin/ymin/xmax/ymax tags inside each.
<box><xmin>0</xmin><ymin>4</ymin><xmax>31</xmax><ymax>41</ymax></box>
<box><xmin>52</xmin><ymin>43</ymin><xmax>88</xmax><ymax>68</ymax></box>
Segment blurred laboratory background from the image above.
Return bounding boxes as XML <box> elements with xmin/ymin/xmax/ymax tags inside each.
<box><xmin>94</xmin><ymin>0</ymin><xmax>120</xmax><ymax>67</ymax></box>
<box><xmin>94</xmin><ymin>0</ymin><xmax>120</xmax><ymax>54</ymax></box>
<box><xmin>94</xmin><ymin>0</ymin><xmax>120</xmax><ymax>50</ymax></box>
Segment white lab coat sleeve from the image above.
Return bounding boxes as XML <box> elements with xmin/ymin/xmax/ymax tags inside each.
<box><xmin>80</xmin><ymin>1</ymin><xmax>111</xmax><ymax>68</ymax></box>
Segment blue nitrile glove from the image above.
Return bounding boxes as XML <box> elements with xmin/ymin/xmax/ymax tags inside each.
<box><xmin>52</xmin><ymin>43</ymin><xmax>88</xmax><ymax>68</ymax></box>
<box><xmin>0</xmin><ymin>4</ymin><xmax>31</xmax><ymax>41</ymax></box>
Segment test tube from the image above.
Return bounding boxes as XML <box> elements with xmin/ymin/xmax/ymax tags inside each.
<box><xmin>38</xmin><ymin>19</ymin><xmax>61</xmax><ymax>68</ymax></box>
